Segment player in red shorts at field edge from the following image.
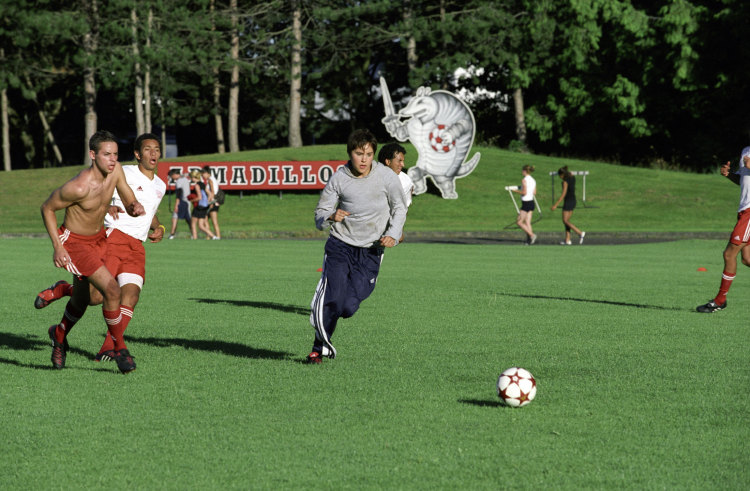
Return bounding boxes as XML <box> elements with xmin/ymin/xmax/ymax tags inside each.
<box><xmin>40</xmin><ymin>130</ymin><xmax>145</xmax><ymax>373</ymax></box>
<box><xmin>696</xmin><ymin>146</ymin><xmax>750</xmax><ymax>313</ymax></box>
<box><xmin>36</xmin><ymin>133</ymin><xmax>167</xmax><ymax>365</ymax></box>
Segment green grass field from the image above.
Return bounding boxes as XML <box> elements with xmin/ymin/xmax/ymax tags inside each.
<box><xmin>1</xmin><ymin>237</ymin><xmax>748</xmax><ymax>489</ymax></box>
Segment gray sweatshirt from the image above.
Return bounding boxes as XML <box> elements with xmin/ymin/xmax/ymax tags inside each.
<box><xmin>315</xmin><ymin>161</ymin><xmax>407</xmax><ymax>247</ymax></box>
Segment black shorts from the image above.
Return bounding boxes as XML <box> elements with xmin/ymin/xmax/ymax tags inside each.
<box><xmin>563</xmin><ymin>198</ymin><xmax>577</xmax><ymax>211</ymax></box>
<box><xmin>521</xmin><ymin>200</ymin><xmax>535</xmax><ymax>212</ymax></box>
<box><xmin>193</xmin><ymin>206</ymin><xmax>209</xmax><ymax>219</ymax></box>
<box><xmin>209</xmin><ymin>203</ymin><xmax>220</xmax><ymax>213</ymax></box>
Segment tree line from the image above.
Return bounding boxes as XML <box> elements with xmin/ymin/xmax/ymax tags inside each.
<box><xmin>1</xmin><ymin>0</ymin><xmax>747</xmax><ymax>172</ymax></box>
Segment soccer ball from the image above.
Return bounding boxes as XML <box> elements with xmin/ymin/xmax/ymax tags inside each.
<box><xmin>428</xmin><ymin>124</ymin><xmax>456</xmax><ymax>153</ymax></box>
<box><xmin>496</xmin><ymin>367</ymin><xmax>536</xmax><ymax>407</ymax></box>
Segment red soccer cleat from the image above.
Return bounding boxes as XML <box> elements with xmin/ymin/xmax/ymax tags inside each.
<box><xmin>35</xmin><ymin>281</ymin><xmax>71</xmax><ymax>309</ymax></box>
<box><xmin>305</xmin><ymin>352</ymin><xmax>323</xmax><ymax>364</ymax></box>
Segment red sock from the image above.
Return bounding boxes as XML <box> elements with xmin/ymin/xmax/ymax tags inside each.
<box><xmin>99</xmin><ymin>332</ymin><xmax>115</xmax><ymax>353</ymax></box>
<box><xmin>714</xmin><ymin>271</ymin><xmax>735</xmax><ymax>305</ymax></box>
<box><xmin>103</xmin><ymin>308</ymin><xmax>127</xmax><ymax>351</ymax></box>
<box><xmin>55</xmin><ymin>301</ymin><xmax>86</xmax><ymax>343</ymax></box>
<box><xmin>99</xmin><ymin>305</ymin><xmax>133</xmax><ymax>353</ymax></box>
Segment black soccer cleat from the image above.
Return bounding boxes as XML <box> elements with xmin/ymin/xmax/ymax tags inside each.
<box><xmin>35</xmin><ymin>280</ymin><xmax>69</xmax><ymax>309</ymax></box>
<box><xmin>94</xmin><ymin>350</ymin><xmax>116</xmax><ymax>362</ymax></box>
<box><xmin>48</xmin><ymin>325</ymin><xmax>68</xmax><ymax>369</ymax></box>
<box><xmin>114</xmin><ymin>349</ymin><xmax>136</xmax><ymax>374</ymax></box>
<box><xmin>696</xmin><ymin>300</ymin><xmax>727</xmax><ymax>313</ymax></box>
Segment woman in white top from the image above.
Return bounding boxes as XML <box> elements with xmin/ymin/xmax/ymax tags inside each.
<box><xmin>512</xmin><ymin>165</ymin><xmax>537</xmax><ymax>244</ymax></box>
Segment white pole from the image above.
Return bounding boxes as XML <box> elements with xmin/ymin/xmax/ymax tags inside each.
<box><xmin>504</xmin><ymin>186</ymin><xmax>520</xmax><ymax>214</ymax></box>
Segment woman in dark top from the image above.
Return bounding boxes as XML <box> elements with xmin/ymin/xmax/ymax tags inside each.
<box><xmin>550</xmin><ymin>166</ymin><xmax>586</xmax><ymax>245</ymax></box>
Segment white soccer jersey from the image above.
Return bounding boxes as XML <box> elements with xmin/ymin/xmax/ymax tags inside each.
<box><xmin>105</xmin><ymin>165</ymin><xmax>166</xmax><ymax>242</ymax></box>
<box><xmin>398</xmin><ymin>172</ymin><xmax>414</xmax><ymax>207</ymax></box>
<box><xmin>737</xmin><ymin>165</ymin><xmax>750</xmax><ymax>213</ymax></box>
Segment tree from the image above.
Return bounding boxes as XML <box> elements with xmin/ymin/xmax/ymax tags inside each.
<box><xmin>210</xmin><ymin>0</ymin><xmax>226</xmax><ymax>153</ymax></box>
<box><xmin>132</xmin><ymin>6</ymin><xmax>146</xmax><ymax>136</ymax></box>
<box><xmin>228</xmin><ymin>0</ymin><xmax>240</xmax><ymax>152</ymax></box>
<box><xmin>288</xmin><ymin>0</ymin><xmax>303</xmax><ymax>147</ymax></box>
<box><xmin>81</xmin><ymin>0</ymin><xmax>100</xmax><ymax>162</ymax></box>
<box><xmin>1</xmin><ymin>48</ymin><xmax>9</xmax><ymax>171</ymax></box>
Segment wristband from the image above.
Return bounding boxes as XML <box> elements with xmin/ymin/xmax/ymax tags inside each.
<box><xmin>158</xmin><ymin>224</ymin><xmax>166</xmax><ymax>232</ymax></box>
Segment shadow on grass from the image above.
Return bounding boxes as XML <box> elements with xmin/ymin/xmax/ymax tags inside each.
<box><xmin>0</xmin><ymin>330</ymin><xmax>96</xmax><ymax>364</ymax></box>
<box><xmin>494</xmin><ymin>292</ymin><xmax>681</xmax><ymax>311</ymax></box>
<box><xmin>0</xmin><ymin>332</ymin><xmax>117</xmax><ymax>372</ymax></box>
<box><xmin>0</xmin><ymin>331</ymin><xmax>49</xmax><ymax>351</ymax></box>
<box><xmin>128</xmin><ymin>335</ymin><xmax>293</xmax><ymax>360</ymax></box>
<box><xmin>190</xmin><ymin>298</ymin><xmax>309</xmax><ymax>316</ymax></box>
<box><xmin>459</xmin><ymin>398</ymin><xmax>505</xmax><ymax>408</ymax></box>
<box><xmin>0</xmin><ymin>356</ymin><xmax>57</xmax><ymax>370</ymax></box>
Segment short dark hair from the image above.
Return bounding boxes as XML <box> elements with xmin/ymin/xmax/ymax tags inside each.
<box><xmin>201</xmin><ymin>166</ymin><xmax>211</xmax><ymax>173</ymax></box>
<box><xmin>168</xmin><ymin>168</ymin><xmax>181</xmax><ymax>176</ymax></box>
<box><xmin>89</xmin><ymin>130</ymin><xmax>117</xmax><ymax>152</ymax></box>
<box><xmin>378</xmin><ymin>142</ymin><xmax>406</xmax><ymax>164</ymax></box>
<box><xmin>347</xmin><ymin>129</ymin><xmax>377</xmax><ymax>155</ymax></box>
<box><xmin>134</xmin><ymin>133</ymin><xmax>160</xmax><ymax>154</ymax></box>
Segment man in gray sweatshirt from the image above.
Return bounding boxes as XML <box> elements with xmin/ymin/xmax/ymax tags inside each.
<box><xmin>307</xmin><ymin>129</ymin><xmax>407</xmax><ymax>363</ymax></box>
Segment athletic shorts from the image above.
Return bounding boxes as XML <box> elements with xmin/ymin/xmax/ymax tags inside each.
<box><xmin>105</xmin><ymin>228</ymin><xmax>146</xmax><ymax>287</ymax></box>
<box><xmin>58</xmin><ymin>226</ymin><xmax>107</xmax><ymax>278</ymax></box>
<box><xmin>173</xmin><ymin>200</ymin><xmax>191</xmax><ymax>220</ymax></box>
<box><xmin>521</xmin><ymin>200</ymin><xmax>535</xmax><ymax>212</ymax></box>
<box><xmin>193</xmin><ymin>205</ymin><xmax>209</xmax><ymax>219</ymax></box>
<box><xmin>729</xmin><ymin>208</ymin><xmax>750</xmax><ymax>245</ymax></box>
<box><xmin>209</xmin><ymin>203</ymin><xmax>220</xmax><ymax>213</ymax></box>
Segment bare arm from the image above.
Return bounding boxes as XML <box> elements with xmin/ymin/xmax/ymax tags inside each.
<box><xmin>40</xmin><ymin>181</ymin><xmax>85</xmax><ymax>268</ymax></box>
<box><xmin>551</xmin><ymin>180</ymin><xmax>568</xmax><ymax>210</ymax></box>
<box><xmin>114</xmin><ymin>164</ymin><xmax>145</xmax><ymax>216</ymax></box>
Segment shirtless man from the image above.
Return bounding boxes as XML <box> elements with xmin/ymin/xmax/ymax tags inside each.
<box><xmin>40</xmin><ymin>130</ymin><xmax>145</xmax><ymax>373</ymax></box>
<box><xmin>36</xmin><ymin>133</ymin><xmax>166</xmax><ymax>364</ymax></box>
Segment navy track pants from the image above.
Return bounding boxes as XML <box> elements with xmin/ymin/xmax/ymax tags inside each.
<box><xmin>309</xmin><ymin>236</ymin><xmax>383</xmax><ymax>358</ymax></box>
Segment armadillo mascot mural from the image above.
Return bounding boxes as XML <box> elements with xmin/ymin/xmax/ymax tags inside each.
<box><xmin>380</xmin><ymin>77</ymin><xmax>481</xmax><ymax>199</ymax></box>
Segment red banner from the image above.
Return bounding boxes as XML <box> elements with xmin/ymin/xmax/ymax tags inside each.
<box><xmin>158</xmin><ymin>161</ymin><xmax>347</xmax><ymax>190</ymax></box>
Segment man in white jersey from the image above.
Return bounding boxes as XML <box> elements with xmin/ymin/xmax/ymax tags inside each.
<box><xmin>696</xmin><ymin>146</ymin><xmax>750</xmax><ymax>313</ymax></box>
<box><xmin>36</xmin><ymin>133</ymin><xmax>167</xmax><ymax>364</ymax></box>
<box><xmin>378</xmin><ymin>142</ymin><xmax>414</xmax><ymax>208</ymax></box>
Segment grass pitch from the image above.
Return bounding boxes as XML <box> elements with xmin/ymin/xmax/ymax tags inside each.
<box><xmin>1</xmin><ymin>237</ymin><xmax>748</xmax><ymax>489</ymax></box>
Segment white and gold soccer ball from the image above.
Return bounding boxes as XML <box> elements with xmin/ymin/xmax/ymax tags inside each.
<box><xmin>497</xmin><ymin>367</ymin><xmax>537</xmax><ymax>407</ymax></box>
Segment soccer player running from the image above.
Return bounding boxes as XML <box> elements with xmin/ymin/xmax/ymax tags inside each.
<box><xmin>307</xmin><ymin>129</ymin><xmax>407</xmax><ymax>363</ymax></box>
<box><xmin>40</xmin><ymin>131</ymin><xmax>148</xmax><ymax>373</ymax></box>
<box><xmin>696</xmin><ymin>146</ymin><xmax>750</xmax><ymax>313</ymax></box>
<box><xmin>378</xmin><ymin>142</ymin><xmax>414</xmax><ymax>208</ymax></box>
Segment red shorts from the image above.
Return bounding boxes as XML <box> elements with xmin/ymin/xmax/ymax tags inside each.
<box><xmin>730</xmin><ymin>208</ymin><xmax>750</xmax><ymax>245</ymax></box>
<box><xmin>58</xmin><ymin>226</ymin><xmax>107</xmax><ymax>278</ymax></box>
<box><xmin>105</xmin><ymin>228</ymin><xmax>146</xmax><ymax>284</ymax></box>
